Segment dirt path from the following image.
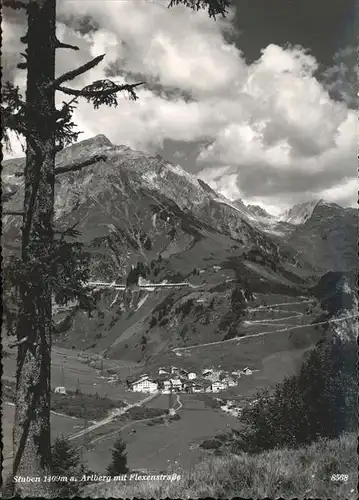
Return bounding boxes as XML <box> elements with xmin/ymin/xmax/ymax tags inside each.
<box><xmin>68</xmin><ymin>392</ymin><xmax>160</xmax><ymax>442</ymax></box>
<box><xmin>247</xmin><ymin>299</ymin><xmax>315</xmax><ymax>311</ymax></box>
<box><xmin>88</xmin><ymin>395</ymin><xmax>183</xmax><ymax>446</ymax></box>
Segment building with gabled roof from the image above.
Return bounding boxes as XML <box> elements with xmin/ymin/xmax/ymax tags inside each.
<box><xmin>211</xmin><ymin>380</ymin><xmax>227</xmax><ymax>393</ymax></box>
<box><xmin>129</xmin><ymin>375</ymin><xmax>158</xmax><ymax>393</ymax></box>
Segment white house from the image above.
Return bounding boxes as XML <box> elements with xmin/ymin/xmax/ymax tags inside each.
<box><xmin>202</xmin><ymin>369</ymin><xmax>213</xmax><ymax>378</ymax></box>
<box><xmin>170</xmin><ymin>378</ymin><xmax>183</xmax><ymax>391</ymax></box>
<box><xmin>54</xmin><ymin>386</ymin><xmax>66</xmax><ymax>395</ymax></box>
<box><xmin>162</xmin><ymin>378</ymin><xmax>183</xmax><ymax>393</ymax></box>
<box><xmin>162</xmin><ymin>380</ymin><xmax>172</xmax><ymax>393</ymax></box>
<box><xmin>158</xmin><ymin>368</ymin><xmax>169</xmax><ymax>375</ymax></box>
<box><xmin>211</xmin><ymin>381</ymin><xmax>227</xmax><ymax>393</ymax></box>
<box><xmin>242</xmin><ymin>367</ymin><xmax>252</xmax><ymax>375</ymax></box>
<box><xmin>130</xmin><ymin>376</ymin><xmax>158</xmax><ymax>393</ymax></box>
<box><xmin>187</xmin><ymin>372</ymin><xmax>197</xmax><ymax>380</ymax></box>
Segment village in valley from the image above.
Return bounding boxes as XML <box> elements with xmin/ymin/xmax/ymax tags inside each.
<box><xmin>126</xmin><ymin>366</ymin><xmax>253</xmax><ymax>394</ymax></box>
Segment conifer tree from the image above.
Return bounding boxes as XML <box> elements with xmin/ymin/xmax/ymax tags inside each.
<box><xmin>51</xmin><ymin>435</ymin><xmax>86</xmax><ymax>497</ymax></box>
<box><xmin>107</xmin><ymin>436</ymin><xmax>129</xmax><ymax>476</ymax></box>
<box><xmin>2</xmin><ymin>0</ymin><xmax>229</xmax><ymax>495</ymax></box>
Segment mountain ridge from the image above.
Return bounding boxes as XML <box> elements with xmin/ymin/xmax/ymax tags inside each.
<box><xmin>2</xmin><ymin>135</ymin><xmax>355</xmax><ymax>363</ymax></box>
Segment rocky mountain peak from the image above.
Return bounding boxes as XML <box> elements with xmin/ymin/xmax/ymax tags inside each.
<box><xmin>279</xmin><ymin>199</ymin><xmax>322</xmax><ymax>225</ymax></box>
<box><xmin>246</xmin><ymin>204</ymin><xmax>272</xmax><ymax>218</ymax></box>
<box><xmin>3</xmin><ymin>135</ymin><xmax>281</xmax><ymax>268</ymax></box>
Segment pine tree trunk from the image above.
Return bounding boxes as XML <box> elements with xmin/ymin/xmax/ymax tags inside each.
<box><xmin>12</xmin><ymin>1</ymin><xmax>57</xmax><ymax>496</ymax></box>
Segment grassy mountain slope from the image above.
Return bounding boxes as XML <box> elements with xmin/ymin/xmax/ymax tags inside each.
<box><xmin>84</xmin><ymin>432</ymin><xmax>357</xmax><ymax>499</ymax></box>
<box><xmin>2</xmin><ymin>135</ymin><xmax>314</xmax><ymax>363</ymax></box>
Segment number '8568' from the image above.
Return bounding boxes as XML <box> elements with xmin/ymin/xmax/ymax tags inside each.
<box><xmin>331</xmin><ymin>474</ymin><xmax>348</xmax><ymax>482</ymax></box>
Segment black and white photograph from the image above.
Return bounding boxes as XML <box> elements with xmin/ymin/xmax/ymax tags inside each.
<box><xmin>1</xmin><ymin>0</ymin><xmax>358</xmax><ymax>497</ymax></box>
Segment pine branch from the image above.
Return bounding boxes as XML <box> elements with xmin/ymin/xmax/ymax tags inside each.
<box><xmin>1</xmin><ymin>83</ymin><xmax>28</xmax><ymax>138</ymax></box>
<box><xmin>47</xmin><ymin>54</ymin><xmax>105</xmax><ymax>89</ymax></box>
<box><xmin>54</xmin><ymin>154</ymin><xmax>107</xmax><ymax>175</ymax></box>
<box><xmin>167</xmin><ymin>0</ymin><xmax>229</xmax><ymax>18</ymax></box>
<box><xmin>58</xmin><ymin>81</ymin><xmax>145</xmax><ymax>109</ymax></box>
<box><xmin>55</xmin><ymin>39</ymin><xmax>80</xmax><ymax>51</ymax></box>
<box><xmin>2</xmin><ymin>110</ymin><xmax>28</xmax><ymax>136</ymax></box>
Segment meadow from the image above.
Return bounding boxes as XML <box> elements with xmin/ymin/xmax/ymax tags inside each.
<box><xmin>84</xmin><ymin>432</ymin><xmax>358</xmax><ymax>499</ymax></box>
<box><xmin>2</xmin><ymin>343</ymin><xmax>144</xmax><ymax>404</ymax></box>
<box><xmin>81</xmin><ymin>394</ymin><xmax>241</xmax><ymax>475</ymax></box>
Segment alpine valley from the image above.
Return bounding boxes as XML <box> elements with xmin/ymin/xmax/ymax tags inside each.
<box><xmin>2</xmin><ymin>135</ymin><xmax>356</xmax><ymax>367</ymax></box>
<box><xmin>2</xmin><ymin>134</ymin><xmax>357</xmax><ymax>477</ymax></box>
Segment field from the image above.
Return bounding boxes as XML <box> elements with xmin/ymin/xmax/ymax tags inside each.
<box><xmin>2</xmin><ymin>344</ymin><xmax>144</xmax><ymax>404</ymax></box>
<box><xmin>81</xmin><ymin>394</ymin><xmax>241</xmax><ymax>474</ymax></box>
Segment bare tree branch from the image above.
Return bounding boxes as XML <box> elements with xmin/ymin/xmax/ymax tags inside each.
<box><xmin>55</xmin><ymin>39</ymin><xmax>80</xmax><ymax>51</ymax></box>
<box><xmin>3</xmin><ymin>211</ymin><xmax>24</xmax><ymax>216</ymax></box>
<box><xmin>12</xmin><ymin>155</ymin><xmax>108</xmax><ymax>178</ymax></box>
<box><xmin>47</xmin><ymin>54</ymin><xmax>105</xmax><ymax>89</ymax></box>
<box><xmin>54</xmin><ymin>154</ymin><xmax>107</xmax><ymax>175</ymax></box>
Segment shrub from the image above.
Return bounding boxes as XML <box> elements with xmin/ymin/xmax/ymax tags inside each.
<box><xmin>159</xmin><ymin>317</ymin><xmax>169</xmax><ymax>327</ymax></box>
<box><xmin>51</xmin><ymin>392</ymin><xmax>123</xmax><ymax>420</ymax></box>
<box><xmin>177</xmin><ymin>299</ymin><xmax>194</xmax><ymax>317</ymax></box>
<box><xmin>200</xmin><ymin>438</ymin><xmax>222</xmax><ymax>450</ymax></box>
<box><xmin>149</xmin><ymin>316</ymin><xmax>157</xmax><ymax>329</ymax></box>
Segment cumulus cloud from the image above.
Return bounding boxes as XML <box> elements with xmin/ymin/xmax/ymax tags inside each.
<box><xmin>1</xmin><ymin>19</ymin><xmax>26</xmax><ymax>82</ymax></box>
<box><xmin>2</xmin><ymin>1</ymin><xmax>357</xmax><ymax>210</ymax></box>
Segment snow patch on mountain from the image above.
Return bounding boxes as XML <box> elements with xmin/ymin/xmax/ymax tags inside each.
<box><xmin>213</xmin><ymin>197</ymin><xmax>286</xmax><ymax>236</ymax></box>
<box><xmin>279</xmin><ymin>200</ymin><xmax>322</xmax><ymax>225</ymax></box>
<box><xmin>165</xmin><ymin>162</ymin><xmax>200</xmax><ymax>187</ymax></box>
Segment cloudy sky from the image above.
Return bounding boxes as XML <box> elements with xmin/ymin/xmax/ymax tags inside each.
<box><xmin>2</xmin><ymin>0</ymin><xmax>357</xmax><ymax>214</ymax></box>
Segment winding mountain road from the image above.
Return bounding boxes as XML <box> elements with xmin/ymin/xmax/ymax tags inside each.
<box><xmin>173</xmin><ymin>298</ymin><xmax>358</xmax><ymax>353</ymax></box>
